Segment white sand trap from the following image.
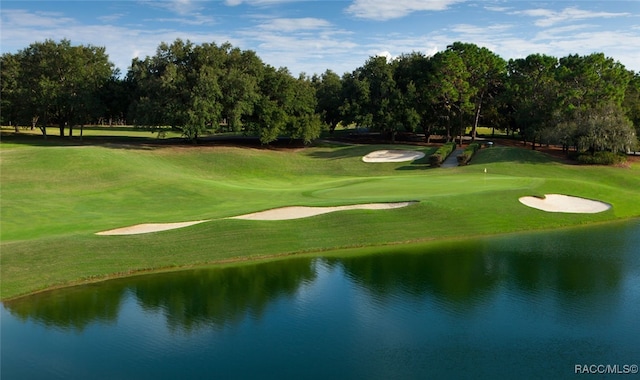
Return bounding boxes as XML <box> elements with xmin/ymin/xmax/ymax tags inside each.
<box><xmin>362</xmin><ymin>150</ymin><xmax>425</xmax><ymax>163</ymax></box>
<box><xmin>229</xmin><ymin>202</ymin><xmax>417</xmax><ymax>221</ymax></box>
<box><xmin>96</xmin><ymin>202</ymin><xmax>417</xmax><ymax>235</ymax></box>
<box><xmin>96</xmin><ymin>220</ymin><xmax>210</xmax><ymax>236</ymax></box>
<box><xmin>518</xmin><ymin>194</ymin><xmax>611</xmax><ymax>213</ymax></box>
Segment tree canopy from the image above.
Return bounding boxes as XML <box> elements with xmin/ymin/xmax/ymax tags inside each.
<box><xmin>2</xmin><ymin>38</ymin><xmax>638</xmax><ymax>155</ymax></box>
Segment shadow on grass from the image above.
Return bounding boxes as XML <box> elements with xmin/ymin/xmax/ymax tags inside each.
<box><xmin>471</xmin><ymin>146</ymin><xmax>561</xmax><ymax>165</ymax></box>
<box><xmin>305</xmin><ymin>145</ymin><xmax>380</xmax><ymax>160</ymax></box>
<box><xmin>0</xmin><ymin>132</ymin><xmax>174</xmax><ymax>150</ymax></box>
<box><xmin>0</xmin><ymin>132</ymin><xmax>311</xmax><ymax>151</ymax></box>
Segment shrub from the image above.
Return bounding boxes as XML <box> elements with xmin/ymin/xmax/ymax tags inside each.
<box><xmin>456</xmin><ymin>143</ymin><xmax>481</xmax><ymax>165</ymax></box>
<box><xmin>577</xmin><ymin>151</ymin><xmax>626</xmax><ymax>165</ymax></box>
<box><xmin>429</xmin><ymin>142</ymin><xmax>456</xmax><ymax>167</ymax></box>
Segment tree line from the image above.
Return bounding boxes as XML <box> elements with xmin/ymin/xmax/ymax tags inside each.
<box><xmin>2</xmin><ymin>39</ymin><xmax>639</xmax><ymax>154</ymax></box>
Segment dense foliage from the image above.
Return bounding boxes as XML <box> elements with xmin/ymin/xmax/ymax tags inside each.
<box><xmin>429</xmin><ymin>142</ymin><xmax>456</xmax><ymax>167</ymax></box>
<box><xmin>2</xmin><ymin>39</ymin><xmax>639</xmax><ymax>153</ymax></box>
<box><xmin>457</xmin><ymin>142</ymin><xmax>481</xmax><ymax>165</ymax></box>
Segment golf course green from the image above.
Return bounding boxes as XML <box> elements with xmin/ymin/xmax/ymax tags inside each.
<box><xmin>1</xmin><ymin>137</ymin><xmax>639</xmax><ymax>300</ymax></box>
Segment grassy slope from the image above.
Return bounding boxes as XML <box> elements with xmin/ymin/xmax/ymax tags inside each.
<box><xmin>2</xmin><ymin>141</ymin><xmax>639</xmax><ymax>299</ymax></box>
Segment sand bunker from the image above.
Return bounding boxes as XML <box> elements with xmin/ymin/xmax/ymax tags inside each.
<box><xmin>96</xmin><ymin>202</ymin><xmax>416</xmax><ymax>235</ymax></box>
<box><xmin>518</xmin><ymin>194</ymin><xmax>611</xmax><ymax>213</ymax></box>
<box><xmin>362</xmin><ymin>150</ymin><xmax>425</xmax><ymax>163</ymax></box>
<box><xmin>229</xmin><ymin>202</ymin><xmax>416</xmax><ymax>221</ymax></box>
<box><xmin>96</xmin><ymin>220</ymin><xmax>210</xmax><ymax>236</ymax></box>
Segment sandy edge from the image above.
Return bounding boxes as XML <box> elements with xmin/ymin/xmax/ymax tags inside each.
<box><xmin>363</xmin><ymin>150</ymin><xmax>425</xmax><ymax>163</ymax></box>
<box><xmin>96</xmin><ymin>220</ymin><xmax>210</xmax><ymax>236</ymax></box>
<box><xmin>229</xmin><ymin>201</ymin><xmax>417</xmax><ymax>221</ymax></box>
<box><xmin>96</xmin><ymin>202</ymin><xmax>417</xmax><ymax>235</ymax></box>
<box><xmin>518</xmin><ymin>194</ymin><xmax>611</xmax><ymax>213</ymax></box>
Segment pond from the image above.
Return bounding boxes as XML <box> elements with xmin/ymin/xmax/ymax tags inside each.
<box><xmin>2</xmin><ymin>220</ymin><xmax>640</xmax><ymax>379</ymax></box>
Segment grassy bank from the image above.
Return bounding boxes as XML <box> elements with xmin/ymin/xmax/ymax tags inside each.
<box><xmin>2</xmin><ymin>137</ymin><xmax>639</xmax><ymax>299</ymax></box>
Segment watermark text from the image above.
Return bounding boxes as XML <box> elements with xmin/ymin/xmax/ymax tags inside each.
<box><xmin>575</xmin><ymin>364</ymin><xmax>638</xmax><ymax>375</ymax></box>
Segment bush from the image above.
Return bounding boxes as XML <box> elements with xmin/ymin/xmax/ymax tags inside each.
<box><xmin>456</xmin><ymin>143</ymin><xmax>481</xmax><ymax>165</ymax></box>
<box><xmin>577</xmin><ymin>151</ymin><xmax>626</xmax><ymax>165</ymax></box>
<box><xmin>429</xmin><ymin>142</ymin><xmax>456</xmax><ymax>167</ymax></box>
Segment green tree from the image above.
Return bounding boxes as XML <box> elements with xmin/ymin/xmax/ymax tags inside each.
<box><xmin>349</xmin><ymin>56</ymin><xmax>403</xmax><ymax>142</ymax></box>
<box><xmin>2</xmin><ymin>39</ymin><xmax>114</xmax><ymax>137</ymax></box>
<box><xmin>393</xmin><ymin>52</ymin><xmax>441</xmax><ymax>142</ymax></box>
<box><xmin>447</xmin><ymin>42</ymin><xmax>507</xmax><ymax>141</ymax></box>
<box><xmin>556</xmin><ymin>53</ymin><xmax>630</xmax><ymax>115</ymax></box>
<box><xmin>339</xmin><ymin>71</ymin><xmax>371</xmax><ymax>130</ymax></box>
<box><xmin>506</xmin><ymin>54</ymin><xmax>559</xmax><ymax>149</ymax></box>
<box><xmin>128</xmin><ymin>39</ymin><xmax>223</xmax><ymax>141</ymax></box>
<box><xmin>623</xmin><ymin>72</ymin><xmax>640</xmax><ymax>145</ymax></box>
<box><xmin>247</xmin><ymin>67</ymin><xmax>321</xmax><ymax>144</ymax></box>
<box><xmin>219</xmin><ymin>44</ymin><xmax>264</xmax><ymax>132</ymax></box>
<box><xmin>428</xmin><ymin>49</ymin><xmax>472</xmax><ymax>144</ymax></box>
<box><xmin>567</xmin><ymin>102</ymin><xmax>636</xmax><ymax>155</ymax></box>
<box><xmin>312</xmin><ymin>70</ymin><xmax>343</xmax><ymax>133</ymax></box>
<box><xmin>0</xmin><ymin>52</ymin><xmax>22</xmax><ymax>131</ymax></box>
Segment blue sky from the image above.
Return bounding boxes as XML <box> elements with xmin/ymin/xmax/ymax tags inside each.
<box><xmin>1</xmin><ymin>1</ymin><xmax>639</xmax><ymax>77</ymax></box>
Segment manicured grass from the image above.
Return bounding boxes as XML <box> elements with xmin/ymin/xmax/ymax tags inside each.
<box><xmin>1</xmin><ymin>140</ymin><xmax>639</xmax><ymax>299</ymax></box>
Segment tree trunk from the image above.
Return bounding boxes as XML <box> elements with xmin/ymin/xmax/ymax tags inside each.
<box><xmin>39</xmin><ymin>126</ymin><xmax>47</xmax><ymax>139</ymax></box>
<box><xmin>472</xmin><ymin>93</ymin><xmax>484</xmax><ymax>142</ymax></box>
<box><xmin>59</xmin><ymin>123</ymin><xmax>65</xmax><ymax>137</ymax></box>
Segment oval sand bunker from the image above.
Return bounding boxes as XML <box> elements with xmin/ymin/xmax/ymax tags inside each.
<box><xmin>518</xmin><ymin>194</ymin><xmax>611</xmax><ymax>213</ymax></box>
<box><xmin>362</xmin><ymin>150</ymin><xmax>425</xmax><ymax>163</ymax></box>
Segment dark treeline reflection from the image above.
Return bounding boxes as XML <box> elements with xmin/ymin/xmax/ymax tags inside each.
<box><xmin>5</xmin><ymin>258</ymin><xmax>317</xmax><ymax>332</ymax></box>
<box><xmin>4</xmin><ymin>220</ymin><xmax>639</xmax><ymax>331</ymax></box>
<box><xmin>131</xmin><ymin>258</ymin><xmax>317</xmax><ymax>331</ymax></box>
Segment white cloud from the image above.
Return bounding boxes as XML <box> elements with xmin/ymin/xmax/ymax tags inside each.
<box><xmin>258</xmin><ymin>18</ymin><xmax>332</xmax><ymax>32</ymax></box>
<box><xmin>346</xmin><ymin>0</ymin><xmax>466</xmax><ymax>21</ymax></box>
<box><xmin>152</xmin><ymin>14</ymin><xmax>217</xmax><ymax>26</ymax></box>
<box><xmin>98</xmin><ymin>13</ymin><xmax>127</xmax><ymax>24</ymax></box>
<box><xmin>450</xmin><ymin>23</ymin><xmax>513</xmax><ymax>35</ymax></box>
<box><xmin>143</xmin><ymin>0</ymin><xmax>202</xmax><ymax>15</ymax></box>
<box><xmin>225</xmin><ymin>0</ymin><xmax>299</xmax><ymax>6</ymax></box>
<box><xmin>1</xmin><ymin>9</ymin><xmax>75</xmax><ymax>28</ymax></box>
<box><xmin>515</xmin><ymin>7</ymin><xmax>630</xmax><ymax>27</ymax></box>
<box><xmin>0</xmin><ymin>9</ymin><xmax>236</xmax><ymax>76</ymax></box>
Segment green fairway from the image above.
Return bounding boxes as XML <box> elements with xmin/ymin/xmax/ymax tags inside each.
<box><xmin>2</xmin><ymin>139</ymin><xmax>639</xmax><ymax>299</ymax></box>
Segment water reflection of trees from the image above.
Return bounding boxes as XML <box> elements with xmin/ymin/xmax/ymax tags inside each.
<box><xmin>131</xmin><ymin>258</ymin><xmax>316</xmax><ymax>331</ymax></box>
<box><xmin>328</xmin><ymin>223</ymin><xmax>633</xmax><ymax>316</ymax></box>
<box><xmin>324</xmin><ymin>240</ymin><xmax>501</xmax><ymax>311</ymax></box>
<box><xmin>3</xmin><ymin>222</ymin><xmax>636</xmax><ymax>330</ymax></box>
<box><xmin>4</xmin><ymin>257</ymin><xmax>316</xmax><ymax>332</ymax></box>
<box><xmin>4</xmin><ymin>285</ymin><xmax>127</xmax><ymax>331</ymax></box>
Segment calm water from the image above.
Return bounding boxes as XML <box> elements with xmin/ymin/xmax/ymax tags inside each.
<box><xmin>2</xmin><ymin>220</ymin><xmax>640</xmax><ymax>379</ymax></box>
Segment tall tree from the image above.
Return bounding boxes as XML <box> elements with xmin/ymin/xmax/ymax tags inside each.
<box><xmin>446</xmin><ymin>42</ymin><xmax>507</xmax><ymax>141</ymax></box>
<box><xmin>393</xmin><ymin>52</ymin><xmax>437</xmax><ymax>142</ymax></box>
<box><xmin>128</xmin><ymin>39</ymin><xmax>223</xmax><ymax>141</ymax></box>
<box><xmin>506</xmin><ymin>54</ymin><xmax>559</xmax><ymax>148</ymax></box>
<box><xmin>2</xmin><ymin>39</ymin><xmax>114</xmax><ymax>137</ymax></box>
<box><xmin>428</xmin><ymin>49</ymin><xmax>472</xmax><ymax>144</ymax></box>
<box><xmin>350</xmin><ymin>56</ymin><xmax>402</xmax><ymax>142</ymax></box>
<box><xmin>556</xmin><ymin>53</ymin><xmax>630</xmax><ymax>115</ymax></box>
<box><xmin>312</xmin><ymin>70</ymin><xmax>343</xmax><ymax>134</ymax></box>
<box><xmin>219</xmin><ymin>44</ymin><xmax>263</xmax><ymax>132</ymax></box>
<box><xmin>622</xmin><ymin>72</ymin><xmax>640</xmax><ymax>144</ymax></box>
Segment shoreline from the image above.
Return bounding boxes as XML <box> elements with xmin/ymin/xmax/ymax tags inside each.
<box><xmin>4</xmin><ymin>216</ymin><xmax>638</xmax><ymax>303</ymax></box>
